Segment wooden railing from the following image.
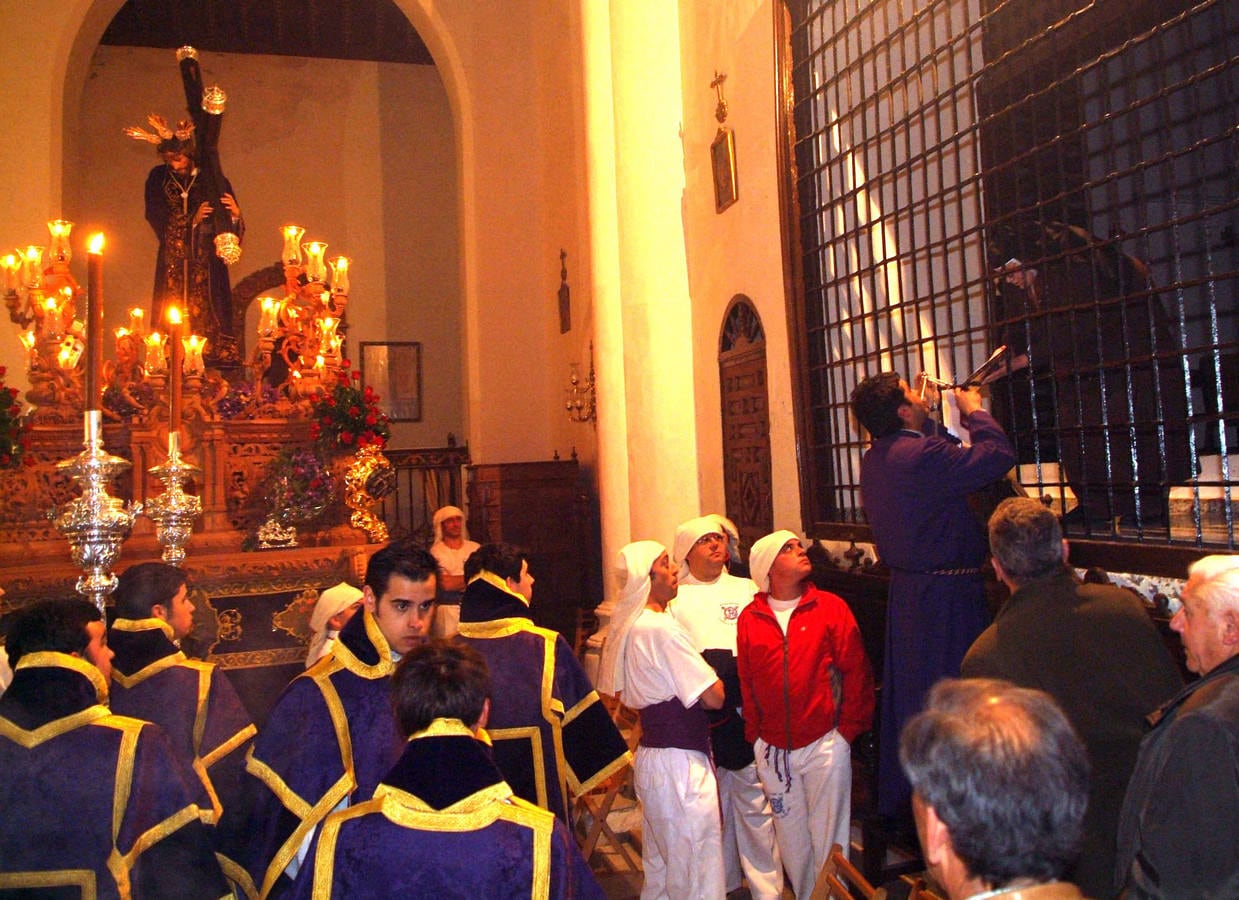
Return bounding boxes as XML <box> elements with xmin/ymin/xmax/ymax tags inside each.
<box><xmin>377</xmin><ymin>445</ymin><xmax>472</xmax><ymax>541</ymax></box>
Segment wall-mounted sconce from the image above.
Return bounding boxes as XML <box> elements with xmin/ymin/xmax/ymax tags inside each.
<box><xmin>565</xmin><ymin>341</ymin><xmax>596</xmax><ymax>424</ymax></box>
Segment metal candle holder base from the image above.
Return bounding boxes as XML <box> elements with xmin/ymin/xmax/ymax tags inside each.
<box><xmin>49</xmin><ymin>411</ymin><xmax>141</xmax><ymax>615</ymax></box>
<box><xmin>145</xmin><ymin>431</ymin><xmax>203</xmax><ymax>566</ymax></box>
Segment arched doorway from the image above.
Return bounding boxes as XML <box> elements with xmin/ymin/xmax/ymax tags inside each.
<box><xmin>718</xmin><ymin>296</ymin><xmax>772</xmax><ymax>557</ymax></box>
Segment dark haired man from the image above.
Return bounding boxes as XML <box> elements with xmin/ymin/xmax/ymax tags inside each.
<box><xmin>458</xmin><ymin>542</ymin><xmax>630</xmax><ymax>823</ymax></box>
<box><xmin>850</xmin><ymin>372</ymin><xmax>1015</xmax><ymax>826</ymax></box>
<box><xmin>240</xmin><ymin>540</ymin><xmax>438</xmax><ymax>898</ymax></box>
<box><xmin>900</xmin><ymin>678</ymin><xmax>1090</xmax><ymax>900</ymax></box>
<box><xmin>108</xmin><ymin>561</ymin><xmax>256</xmax><ymax>869</ymax></box>
<box><xmin>0</xmin><ymin>597</ymin><xmax>228</xmax><ymax>897</ymax></box>
<box><xmin>290</xmin><ymin>640</ymin><xmax>602</xmax><ymax>899</ymax></box>
<box><xmin>962</xmin><ymin>498</ymin><xmax>1182</xmax><ymax>897</ymax></box>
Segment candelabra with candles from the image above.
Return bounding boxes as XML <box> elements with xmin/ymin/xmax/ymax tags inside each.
<box><xmin>32</xmin><ymin>231</ymin><xmax>142</xmax><ymax>614</ymax></box>
<box><xmin>2</xmin><ymin>220</ymin><xmax>88</xmax><ymax>421</ymax></box>
<box><xmin>252</xmin><ymin>226</ymin><xmax>352</xmax><ymax>396</ymax></box>
<box><xmin>565</xmin><ymin>342</ymin><xmax>597</xmax><ymax>424</ymax></box>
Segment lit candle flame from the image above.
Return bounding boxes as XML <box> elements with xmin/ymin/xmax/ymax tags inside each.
<box><xmin>167</xmin><ymin>306</ymin><xmax>182</xmax><ymax>326</ymax></box>
<box><xmin>87</xmin><ymin>233</ymin><xmax>104</xmax><ymax>255</ymax></box>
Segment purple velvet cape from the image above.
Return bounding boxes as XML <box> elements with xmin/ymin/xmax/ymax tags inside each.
<box><xmin>288</xmin><ymin>721</ymin><xmax>603</xmax><ymax>900</ymax></box>
<box><xmin>859</xmin><ymin>410</ymin><xmax>1015</xmax><ymax>819</ymax></box>
<box><xmin>235</xmin><ymin>609</ymin><xmax>405</xmax><ymax>898</ymax></box>
<box><xmin>458</xmin><ymin>577</ymin><xmax>630</xmax><ymax>823</ymax></box>
<box><xmin>107</xmin><ymin>618</ymin><xmax>256</xmax><ymax>852</ymax></box>
<box><xmin>0</xmin><ymin>655</ymin><xmax>228</xmax><ymax>898</ymax></box>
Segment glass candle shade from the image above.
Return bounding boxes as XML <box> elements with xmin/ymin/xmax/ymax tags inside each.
<box><xmin>329</xmin><ymin>256</ymin><xmax>351</xmax><ymax>295</ymax></box>
<box><xmin>258</xmin><ymin>297</ymin><xmax>280</xmax><ymax>337</ymax></box>
<box><xmin>183</xmin><ymin>335</ymin><xmax>207</xmax><ymax>375</ymax></box>
<box><xmin>144</xmin><ymin>332</ymin><xmax>167</xmax><ymax>375</ymax></box>
<box><xmin>21</xmin><ymin>246</ymin><xmax>45</xmax><ymax>290</ymax></box>
<box><xmin>47</xmin><ymin>219</ymin><xmax>74</xmax><ymax>264</ymax></box>
<box><xmin>281</xmin><ymin>226</ymin><xmax>305</xmax><ymax>265</ymax></box>
<box><xmin>302</xmin><ymin>241</ymin><xmax>328</xmax><ymax>283</ymax></box>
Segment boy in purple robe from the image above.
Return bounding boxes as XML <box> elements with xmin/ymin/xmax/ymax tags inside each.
<box><xmin>290</xmin><ymin>639</ymin><xmax>602</xmax><ymax>899</ymax></box>
<box><xmin>0</xmin><ymin>597</ymin><xmax>227</xmax><ymax>897</ymax></box>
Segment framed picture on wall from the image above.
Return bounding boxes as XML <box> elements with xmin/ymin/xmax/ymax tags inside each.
<box><xmin>711</xmin><ymin>127</ymin><xmax>738</xmax><ymax>213</ymax></box>
<box><xmin>360</xmin><ymin>341</ymin><xmax>422</xmax><ymax>422</ymax></box>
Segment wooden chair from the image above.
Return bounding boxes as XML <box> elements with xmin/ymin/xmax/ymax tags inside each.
<box><xmin>810</xmin><ymin>842</ymin><xmax>888</xmax><ymax>900</ymax></box>
<box><xmin>572</xmin><ymin>696</ymin><xmax>641</xmax><ymax>873</ymax></box>
<box><xmin>902</xmin><ymin>876</ymin><xmax>946</xmax><ymax>900</ymax></box>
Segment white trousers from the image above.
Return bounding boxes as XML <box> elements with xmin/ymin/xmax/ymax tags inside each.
<box><xmin>718</xmin><ymin>763</ymin><xmax>783</xmax><ymax>900</ymax></box>
<box><xmin>754</xmin><ymin>730</ymin><xmax>851</xmax><ymax>899</ymax></box>
<box><xmin>633</xmin><ymin>745</ymin><xmax>726</xmax><ymax>900</ymax></box>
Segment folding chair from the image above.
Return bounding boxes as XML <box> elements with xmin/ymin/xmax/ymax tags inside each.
<box><xmin>572</xmin><ymin>696</ymin><xmax>641</xmax><ymax>873</ymax></box>
<box><xmin>810</xmin><ymin>842</ymin><xmax>888</xmax><ymax>900</ymax></box>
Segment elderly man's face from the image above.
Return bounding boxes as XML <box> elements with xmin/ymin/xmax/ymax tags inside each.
<box><xmin>1171</xmin><ymin>576</ymin><xmax>1233</xmax><ymax>675</ymax></box>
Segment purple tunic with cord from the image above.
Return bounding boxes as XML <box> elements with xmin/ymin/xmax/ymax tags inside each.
<box><xmin>859</xmin><ymin>409</ymin><xmax>1015</xmax><ymax>819</ymax></box>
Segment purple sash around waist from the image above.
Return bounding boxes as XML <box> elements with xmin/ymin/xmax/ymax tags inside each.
<box><xmin>639</xmin><ymin>698</ymin><xmax>711</xmax><ymax>756</ymax></box>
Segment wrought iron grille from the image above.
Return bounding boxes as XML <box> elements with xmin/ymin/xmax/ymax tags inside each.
<box><xmin>788</xmin><ymin>0</ymin><xmax>1238</xmax><ymax>548</ymax></box>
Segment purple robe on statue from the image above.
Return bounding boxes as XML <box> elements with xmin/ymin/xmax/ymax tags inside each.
<box><xmin>0</xmin><ymin>653</ymin><xmax>228</xmax><ymax>898</ymax></box>
<box><xmin>859</xmin><ymin>409</ymin><xmax>1015</xmax><ymax>820</ymax></box>
<box><xmin>458</xmin><ymin>574</ymin><xmax>631</xmax><ymax>824</ymax></box>
<box><xmin>289</xmin><ymin>718</ymin><xmax>603</xmax><ymax>900</ymax></box>
<box><xmin>235</xmin><ymin>609</ymin><xmax>404</xmax><ymax>899</ymax></box>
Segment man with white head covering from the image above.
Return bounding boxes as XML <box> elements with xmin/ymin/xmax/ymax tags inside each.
<box><xmin>737</xmin><ymin>529</ymin><xmax>875</xmax><ymax>899</ymax></box>
<box><xmin>305</xmin><ymin>581</ymin><xmax>363</xmax><ymax>667</ymax></box>
<box><xmin>599</xmin><ymin>540</ymin><xmax>727</xmax><ymax>900</ymax></box>
<box><xmin>429</xmin><ymin>504</ymin><xmax>480</xmax><ymax>637</ymax></box>
<box><xmin>668</xmin><ymin>516</ymin><xmax>782</xmax><ymax>900</ymax></box>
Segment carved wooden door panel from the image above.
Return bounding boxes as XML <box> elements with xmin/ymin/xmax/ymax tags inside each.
<box><xmin>718</xmin><ymin>298</ymin><xmax>772</xmax><ymax>557</ymax></box>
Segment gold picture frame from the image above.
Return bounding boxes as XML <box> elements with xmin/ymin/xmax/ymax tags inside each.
<box><xmin>711</xmin><ymin>127</ymin><xmax>738</xmax><ymax>213</ymax></box>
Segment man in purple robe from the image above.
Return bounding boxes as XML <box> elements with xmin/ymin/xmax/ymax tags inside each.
<box><xmin>236</xmin><ymin>540</ymin><xmax>438</xmax><ymax>898</ymax></box>
<box><xmin>851</xmin><ymin>373</ymin><xmax>1015</xmax><ymax>827</ymax></box>
<box><xmin>0</xmin><ymin>597</ymin><xmax>227</xmax><ymax>898</ymax></box>
<box><xmin>457</xmin><ymin>543</ymin><xmax>630</xmax><ymax>824</ymax></box>
<box><xmin>290</xmin><ymin>639</ymin><xmax>602</xmax><ymax>899</ymax></box>
<box><xmin>107</xmin><ymin>561</ymin><xmax>256</xmax><ymax>875</ymax></box>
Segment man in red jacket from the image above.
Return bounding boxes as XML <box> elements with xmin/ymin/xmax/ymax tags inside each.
<box><xmin>737</xmin><ymin>529</ymin><xmax>875</xmax><ymax>899</ymax></box>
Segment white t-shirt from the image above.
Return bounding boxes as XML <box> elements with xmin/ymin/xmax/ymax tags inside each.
<box><xmin>621</xmin><ymin>608</ymin><xmax>719</xmax><ymax>710</ymax></box>
<box><xmin>430</xmin><ymin>539</ymin><xmax>480</xmax><ymax>576</ymax></box>
<box><xmin>668</xmin><ymin>570</ymin><xmax>758</xmax><ymax>653</ymax></box>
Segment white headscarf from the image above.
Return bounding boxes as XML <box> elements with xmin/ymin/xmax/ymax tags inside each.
<box><xmin>433</xmin><ymin>505</ymin><xmax>469</xmax><ymax>543</ymax></box>
<box><xmin>307</xmin><ymin>581</ymin><xmax>363</xmax><ymax>666</ymax></box>
<box><xmin>709</xmin><ymin>513</ymin><xmax>742</xmax><ymax>566</ymax></box>
<box><xmin>597</xmin><ymin>540</ymin><xmax>665</xmax><ymax>698</ymax></box>
<box><xmin>673</xmin><ymin>515</ymin><xmax>725</xmax><ymax>579</ymax></box>
<box><xmin>748</xmin><ymin>529</ymin><xmax>800</xmax><ymax>593</ymax></box>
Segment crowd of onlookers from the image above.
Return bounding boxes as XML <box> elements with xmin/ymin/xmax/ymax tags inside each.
<box><xmin>2</xmin><ymin>377</ymin><xmax>1237</xmax><ymax>898</ymax></box>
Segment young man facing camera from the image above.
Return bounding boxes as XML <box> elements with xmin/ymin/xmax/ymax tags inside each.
<box><xmin>238</xmin><ymin>540</ymin><xmax>437</xmax><ymax>898</ymax></box>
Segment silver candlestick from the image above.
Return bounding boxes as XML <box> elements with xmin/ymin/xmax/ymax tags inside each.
<box><xmin>50</xmin><ymin>410</ymin><xmax>141</xmax><ymax>615</ymax></box>
<box><xmin>144</xmin><ymin>431</ymin><xmax>202</xmax><ymax>566</ymax></box>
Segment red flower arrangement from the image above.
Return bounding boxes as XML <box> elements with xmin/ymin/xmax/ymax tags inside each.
<box><xmin>309</xmin><ymin>366</ymin><xmax>392</xmax><ymax>453</ymax></box>
<box><xmin>0</xmin><ymin>366</ymin><xmax>32</xmax><ymax>469</ymax></box>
